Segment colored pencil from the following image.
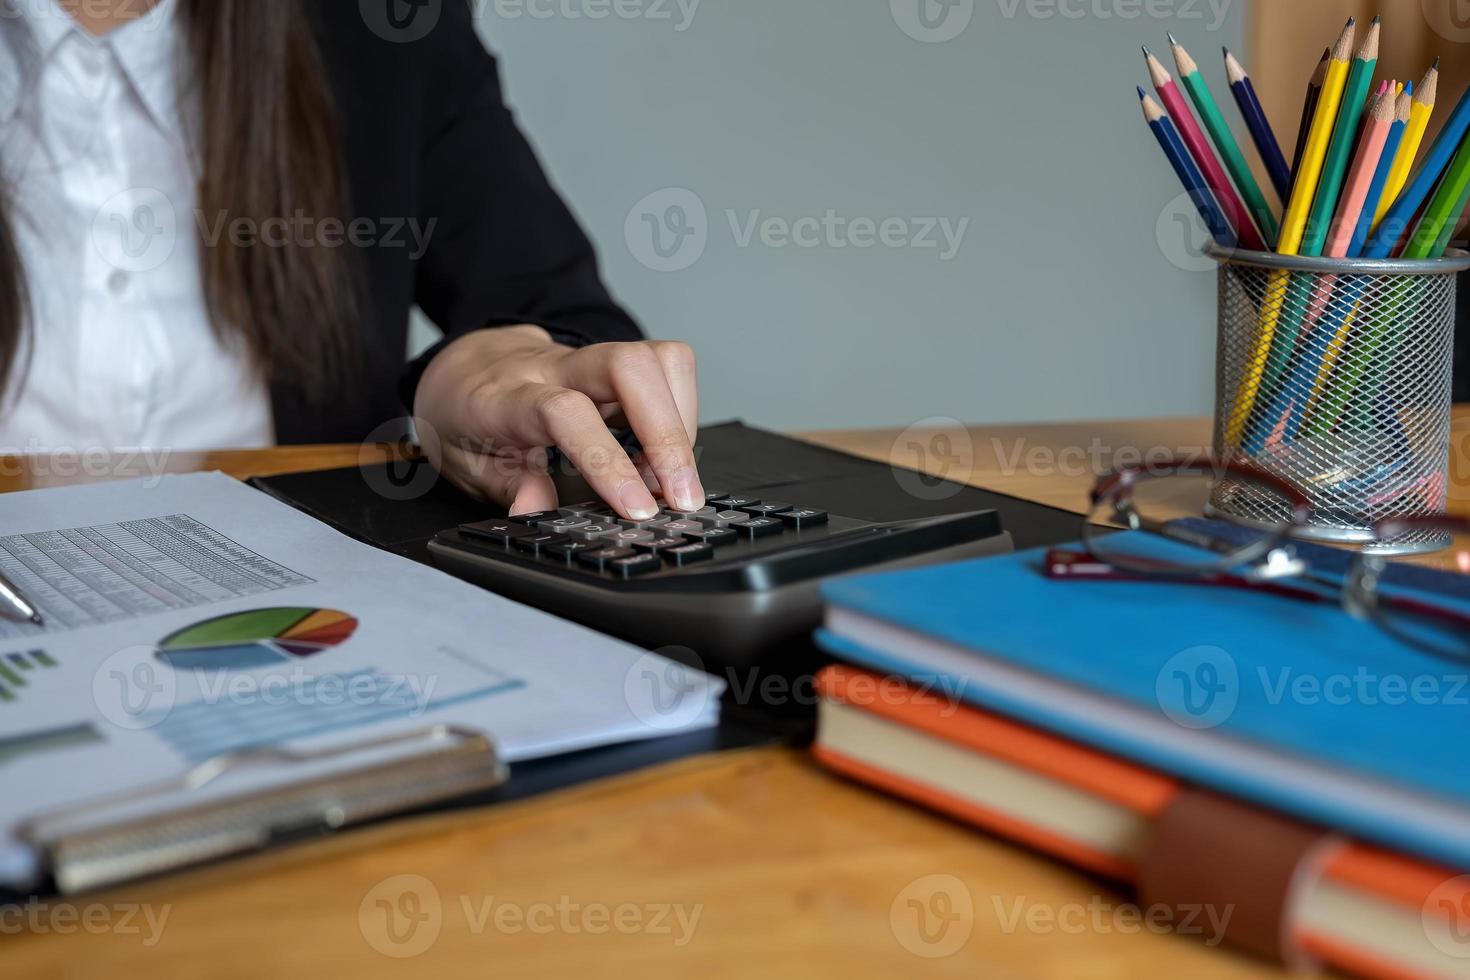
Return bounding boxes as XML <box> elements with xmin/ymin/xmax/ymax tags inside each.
<box><xmin>1279</xmin><ymin>19</ymin><xmax>1355</xmax><ymax>255</ymax></box>
<box><xmin>1364</xmin><ymin>57</ymin><xmax>1470</xmax><ymax>258</ymax></box>
<box><xmin>1350</xmin><ymin>82</ymin><xmax>1411</xmax><ymax>257</ymax></box>
<box><xmin>1225</xmin><ymin>47</ymin><xmax>1291</xmax><ymax>204</ymax></box>
<box><xmin>1326</xmin><ymin>83</ymin><xmax>1395</xmax><ymax>257</ymax></box>
<box><xmin>1403</xmin><ymin>125</ymin><xmax>1470</xmax><ymax>258</ymax></box>
<box><xmin>1225</xmin><ymin>19</ymin><xmax>1353</xmax><ymax>448</ymax></box>
<box><xmin>1138</xmin><ymin>88</ymin><xmax>1236</xmax><ymax>247</ymax></box>
<box><xmin>1301</xmin><ymin>16</ymin><xmax>1379</xmax><ymax>258</ymax></box>
<box><xmin>1289</xmin><ymin>48</ymin><xmax>1331</xmax><ymax>197</ymax></box>
<box><xmin>1144</xmin><ymin>46</ymin><xmax>1267</xmax><ymax>252</ymax></box>
<box><xmin>1373</xmin><ymin>59</ymin><xmax>1439</xmax><ymax>232</ymax></box>
<box><xmin>1172</xmin><ymin>35</ymin><xmax>1278</xmax><ymax>244</ymax></box>
<box><xmin>1270</xmin><ymin>87</ymin><xmax>1396</xmax><ymax>442</ymax></box>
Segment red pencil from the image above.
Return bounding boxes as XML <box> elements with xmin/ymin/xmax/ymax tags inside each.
<box><xmin>1144</xmin><ymin>46</ymin><xmax>1267</xmax><ymax>251</ymax></box>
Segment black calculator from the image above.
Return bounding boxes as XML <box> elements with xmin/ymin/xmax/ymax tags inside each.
<box><xmin>428</xmin><ymin>492</ymin><xmax>1009</xmax><ymax>671</ymax></box>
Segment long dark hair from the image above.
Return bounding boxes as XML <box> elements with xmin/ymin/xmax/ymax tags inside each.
<box><xmin>0</xmin><ymin>0</ymin><xmax>358</xmax><ymax>403</ymax></box>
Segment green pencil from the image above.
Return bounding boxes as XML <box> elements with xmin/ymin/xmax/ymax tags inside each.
<box><xmin>1171</xmin><ymin>34</ymin><xmax>1278</xmax><ymax>245</ymax></box>
<box><xmin>1403</xmin><ymin>132</ymin><xmax>1470</xmax><ymax>258</ymax></box>
<box><xmin>1302</xmin><ymin>16</ymin><xmax>1380</xmax><ymax>256</ymax></box>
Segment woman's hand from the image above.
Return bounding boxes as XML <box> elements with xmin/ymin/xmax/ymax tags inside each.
<box><xmin>413</xmin><ymin>325</ymin><xmax>704</xmax><ymax>519</ymax></box>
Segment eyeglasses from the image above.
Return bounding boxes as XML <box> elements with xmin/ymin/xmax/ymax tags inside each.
<box><xmin>1044</xmin><ymin>456</ymin><xmax>1470</xmax><ymax>662</ymax></box>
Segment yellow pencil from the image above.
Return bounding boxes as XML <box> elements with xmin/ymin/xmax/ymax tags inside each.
<box><xmin>1373</xmin><ymin>59</ymin><xmax>1438</xmax><ymax>231</ymax></box>
<box><xmin>1279</xmin><ymin>18</ymin><xmax>1355</xmax><ymax>255</ymax></box>
<box><xmin>1226</xmin><ymin>18</ymin><xmax>1354</xmax><ymax>447</ymax></box>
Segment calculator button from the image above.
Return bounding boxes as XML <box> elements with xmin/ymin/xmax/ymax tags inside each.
<box><xmin>618</xmin><ymin>514</ymin><xmax>671</xmax><ymax>530</ymax></box>
<box><xmin>601</xmin><ymin>528</ymin><xmax>656</xmax><ymax>547</ymax></box>
<box><xmin>545</xmin><ymin>539</ymin><xmax>601</xmax><ymax>562</ymax></box>
<box><xmin>506</xmin><ymin>511</ymin><xmax>560</xmax><ymax>526</ymax></box>
<box><xmin>576</xmin><ymin>546</ymin><xmax>636</xmax><ymax>571</ymax></box>
<box><xmin>682</xmin><ymin>526</ymin><xmax>738</xmax><ymax>547</ymax></box>
<box><xmin>633</xmin><ymin>536</ymin><xmax>687</xmax><ymax>554</ymax></box>
<box><xmin>697</xmin><ymin>510</ymin><xmax>750</xmax><ymax>528</ymax></box>
<box><xmin>717</xmin><ymin>496</ymin><xmax>761</xmax><ymax>510</ymax></box>
<box><xmin>609</xmin><ymin>553</ymin><xmax>664</xmax><ymax>578</ymax></box>
<box><xmin>567</xmin><ymin>522</ymin><xmax>621</xmax><ymax>541</ymax></box>
<box><xmin>739</xmin><ymin>502</ymin><xmax>793</xmax><ymax>516</ymax></box>
<box><xmin>663</xmin><ymin>543</ymin><xmax>714</xmax><ymax>566</ymax></box>
<box><xmin>660</xmin><ymin>520</ymin><xmax>706</xmax><ymax>535</ymax></box>
<box><xmin>461</xmin><ymin>520</ymin><xmax>536</xmax><ymax>545</ymax></box>
<box><xmin>562</xmin><ymin>501</ymin><xmax>618</xmax><ymax>518</ymax></box>
<box><xmin>538</xmin><ymin>516</ymin><xmax>592</xmax><ymax>533</ymax></box>
<box><xmin>732</xmin><ymin>517</ymin><xmax>785</xmax><ymax>539</ymax></box>
<box><xmin>512</xmin><ymin>533</ymin><xmax>570</xmax><ymax>557</ymax></box>
<box><xmin>666</xmin><ymin>506</ymin><xmax>718</xmax><ymax>522</ymax></box>
<box><xmin>777</xmin><ymin>508</ymin><xmax>829</xmax><ymax>529</ymax></box>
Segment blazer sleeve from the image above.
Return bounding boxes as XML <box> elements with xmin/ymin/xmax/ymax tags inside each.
<box><xmin>400</xmin><ymin>3</ymin><xmax>641</xmax><ymax>407</ymax></box>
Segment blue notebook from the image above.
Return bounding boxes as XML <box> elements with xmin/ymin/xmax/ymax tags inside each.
<box><xmin>817</xmin><ymin>532</ymin><xmax>1470</xmax><ymax>869</ymax></box>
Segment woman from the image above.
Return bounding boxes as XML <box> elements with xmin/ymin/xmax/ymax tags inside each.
<box><xmin>0</xmin><ymin>0</ymin><xmax>703</xmax><ymax>520</ymax></box>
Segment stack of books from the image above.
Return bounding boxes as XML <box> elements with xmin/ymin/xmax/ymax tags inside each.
<box><xmin>813</xmin><ymin>533</ymin><xmax>1470</xmax><ymax>978</ymax></box>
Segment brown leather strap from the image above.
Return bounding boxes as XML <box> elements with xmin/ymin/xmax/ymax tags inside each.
<box><xmin>1138</xmin><ymin>788</ymin><xmax>1343</xmax><ymax>966</ymax></box>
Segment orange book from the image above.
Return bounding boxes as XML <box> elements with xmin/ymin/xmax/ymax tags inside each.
<box><xmin>814</xmin><ymin>664</ymin><xmax>1470</xmax><ymax>979</ymax></box>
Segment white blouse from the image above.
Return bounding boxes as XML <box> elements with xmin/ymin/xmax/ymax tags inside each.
<box><xmin>0</xmin><ymin>0</ymin><xmax>273</xmax><ymax>453</ymax></box>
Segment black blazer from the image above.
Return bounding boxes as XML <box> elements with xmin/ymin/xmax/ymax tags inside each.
<box><xmin>274</xmin><ymin>0</ymin><xmax>641</xmax><ymax>444</ymax></box>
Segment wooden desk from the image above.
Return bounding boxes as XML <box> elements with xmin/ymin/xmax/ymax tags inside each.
<box><xmin>7</xmin><ymin>417</ymin><xmax>1468</xmax><ymax>979</ymax></box>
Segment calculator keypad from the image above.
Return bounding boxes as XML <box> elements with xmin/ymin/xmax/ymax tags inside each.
<box><xmin>461</xmin><ymin>493</ymin><xmax>837</xmax><ymax>580</ymax></box>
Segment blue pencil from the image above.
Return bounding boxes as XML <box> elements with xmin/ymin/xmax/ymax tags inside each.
<box><xmin>1349</xmin><ymin>82</ymin><xmax>1411</xmax><ymax>257</ymax></box>
<box><xmin>1225</xmin><ymin>48</ymin><xmax>1291</xmax><ymax>203</ymax></box>
<box><xmin>1364</xmin><ymin>77</ymin><xmax>1470</xmax><ymax>257</ymax></box>
<box><xmin>1138</xmin><ymin>87</ymin><xmax>1237</xmax><ymax>248</ymax></box>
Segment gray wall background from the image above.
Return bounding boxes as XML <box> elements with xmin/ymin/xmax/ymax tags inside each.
<box><xmin>412</xmin><ymin>0</ymin><xmax>1248</xmax><ymax>429</ymax></box>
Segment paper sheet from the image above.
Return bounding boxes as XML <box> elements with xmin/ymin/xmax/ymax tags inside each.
<box><xmin>0</xmin><ymin>473</ymin><xmax>722</xmax><ymax>888</ymax></box>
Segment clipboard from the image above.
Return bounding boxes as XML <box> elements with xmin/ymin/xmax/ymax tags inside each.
<box><xmin>12</xmin><ymin>725</ymin><xmax>506</xmax><ymax>895</ymax></box>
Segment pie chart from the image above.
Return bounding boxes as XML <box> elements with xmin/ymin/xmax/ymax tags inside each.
<box><xmin>156</xmin><ymin>608</ymin><xmax>359</xmax><ymax>672</ymax></box>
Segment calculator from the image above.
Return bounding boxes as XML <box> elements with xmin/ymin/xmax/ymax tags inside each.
<box><xmin>428</xmin><ymin>492</ymin><xmax>1009</xmax><ymax>671</ymax></box>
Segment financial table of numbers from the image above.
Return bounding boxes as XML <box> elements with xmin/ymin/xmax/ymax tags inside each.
<box><xmin>0</xmin><ymin>515</ymin><xmax>314</xmax><ymax>637</ymax></box>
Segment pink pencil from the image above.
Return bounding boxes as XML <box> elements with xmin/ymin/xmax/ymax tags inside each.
<box><xmin>1144</xmin><ymin>46</ymin><xmax>1267</xmax><ymax>251</ymax></box>
<box><xmin>1326</xmin><ymin>81</ymin><xmax>1395</xmax><ymax>257</ymax></box>
<box><xmin>1292</xmin><ymin>85</ymin><xmax>1397</xmax><ymax>356</ymax></box>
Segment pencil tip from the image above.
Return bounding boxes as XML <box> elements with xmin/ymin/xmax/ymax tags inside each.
<box><xmin>1371</xmin><ymin>13</ymin><xmax>1380</xmax><ymax>23</ymax></box>
<box><xmin>1137</xmin><ymin>85</ymin><xmax>1147</xmax><ymax>98</ymax></box>
<box><xmin>1434</xmin><ymin>56</ymin><xmax>1442</xmax><ymax>70</ymax></box>
<box><xmin>1141</xmin><ymin>43</ymin><xmax>1151</xmax><ymax>56</ymax></box>
<box><xmin>29</xmin><ymin>613</ymin><xmax>43</xmax><ymax>626</ymax></box>
<box><xmin>1167</xmin><ymin>31</ymin><xmax>1178</xmax><ymax>45</ymax></box>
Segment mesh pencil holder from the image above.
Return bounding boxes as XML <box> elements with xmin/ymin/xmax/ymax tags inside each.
<box><xmin>1206</xmin><ymin>243</ymin><xmax>1470</xmax><ymax>555</ymax></box>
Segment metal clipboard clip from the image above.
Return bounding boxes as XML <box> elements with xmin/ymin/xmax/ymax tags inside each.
<box><xmin>14</xmin><ymin>725</ymin><xmax>508</xmax><ymax>894</ymax></box>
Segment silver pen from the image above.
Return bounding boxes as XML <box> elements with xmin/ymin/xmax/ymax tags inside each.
<box><xmin>0</xmin><ymin>571</ymin><xmax>44</xmax><ymax>626</ymax></box>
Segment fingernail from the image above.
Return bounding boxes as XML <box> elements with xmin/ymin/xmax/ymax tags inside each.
<box><xmin>668</xmin><ymin>467</ymin><xmax>704</xmax><ymax>512</ymax></box>
<box><xmin>618</xmin><ymin>481</ymin><xmax>660</xmax><ymax>520</ymax></box>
